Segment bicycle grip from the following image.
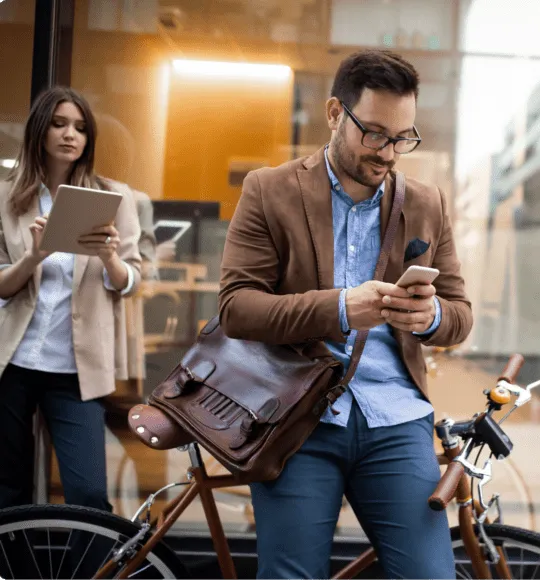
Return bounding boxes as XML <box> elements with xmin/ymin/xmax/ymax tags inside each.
<box><xmin>428</xmin><ymin>461</ymin><xmax>465</xmax><ymax>511</ymax></box>
<box><xmin>498</xmin><ymin>354</ymin><xmax>525</xmax><ymax>383</ymax></box>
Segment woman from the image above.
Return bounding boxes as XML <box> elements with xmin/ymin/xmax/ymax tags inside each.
<box><xmin>0</xmin><ymin>86</ymin><xmax>142</xmax><ymax>512</ymax></box>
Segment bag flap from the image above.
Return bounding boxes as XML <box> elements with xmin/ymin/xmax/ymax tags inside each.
<box><xmin>163</xmin><ymin>317</ymin><xmax>341</xmax><ymax>424</ymax></box>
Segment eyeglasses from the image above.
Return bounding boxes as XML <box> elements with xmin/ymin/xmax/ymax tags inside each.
<box><xmin>341</xmin><ymin>102</ymin><xmax>422</xmax><ymax>154</ymax></box>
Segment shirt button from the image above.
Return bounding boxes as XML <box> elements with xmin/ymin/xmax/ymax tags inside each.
<box><xmin>346</xmin><ymin>345</ymin><xmax>353</xmax><ymax>354</ymax></box>
<box><xmin>351</xmin><ymin>207</ymin><xmax>357</xmax><ymax>213</ymax></box>
<box><xmin>349</xmin><ymin>245</ymin><xmax>355</xmax><ymax>252</ymax></box>
<box><xmin>335</xmin><ymin>184</ymin><xmax>341</xmax><ymax>191</ymax></box>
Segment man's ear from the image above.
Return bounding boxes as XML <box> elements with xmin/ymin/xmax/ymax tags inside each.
<box><xmin>326</xmin><ymin>97</ymin><xmax>342</xmax><ymax>131</ymax></box>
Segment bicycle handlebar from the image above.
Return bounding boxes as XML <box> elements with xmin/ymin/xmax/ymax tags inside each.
<box><xmin>428</xmin><ymin>461</ymin><xmax>465</xmax><ymax>511</ymax></box>
<box><xmin>429</xmin><ymin>354</ymin><xmax>528</xmax><ymax>512</ymax></box>
<box><xmin>498</xmin><ymin>353</ymin><xmax>525</xmax><ymax>384</ymax></box>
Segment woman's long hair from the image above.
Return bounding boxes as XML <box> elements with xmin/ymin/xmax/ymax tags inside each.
<box><xmin>7</xmin><ymin>86</ymin><xmax>109</xmax><ymax>216</ymax></box>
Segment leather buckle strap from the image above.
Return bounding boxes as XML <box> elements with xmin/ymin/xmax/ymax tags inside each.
<box><xmin>173</xmin><ymin>365</ymin><xmax>198</xmax><ymax>395</ymax></box>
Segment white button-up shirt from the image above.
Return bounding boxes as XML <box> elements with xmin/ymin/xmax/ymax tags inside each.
<box><xmin>8</xmin><ymin>186</ymin><xmax>134</xmax><ymax>373</ymax></box>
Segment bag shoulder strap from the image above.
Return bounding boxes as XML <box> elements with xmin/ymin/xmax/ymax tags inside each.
<box><xmin>339</xmin><ymin>171</ymin><xmax>406</xmax><ymax>387</ymax></box>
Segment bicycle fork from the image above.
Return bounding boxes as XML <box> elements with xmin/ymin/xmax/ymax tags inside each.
<box><xmin>441</xmin><ymin>435</ymin><xmax>511</xmax><ymax>579</ymax></box>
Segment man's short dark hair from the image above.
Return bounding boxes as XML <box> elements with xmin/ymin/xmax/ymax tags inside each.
<box><xmin>331</xmin><ymin>49</ymin><xmax>419</xmax><ymax>108</ymax></box>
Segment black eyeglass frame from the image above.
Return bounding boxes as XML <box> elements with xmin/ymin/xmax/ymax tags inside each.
<box><xmin>341</xmin><ymin>102</ymin><xmax>422</xmax><ymax>154</ymax></box>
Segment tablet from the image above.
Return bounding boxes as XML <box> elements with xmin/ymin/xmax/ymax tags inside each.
<box><xmin>39</xmin><ymin>184</ymin><xmax>124</xmax><ymax>255</ymax></box>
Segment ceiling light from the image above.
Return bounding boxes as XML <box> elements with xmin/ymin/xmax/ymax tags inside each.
<box><xmin>172</xmin><ymin>59</ymin><xmax>291</xmax><ymax>80</ymax></box>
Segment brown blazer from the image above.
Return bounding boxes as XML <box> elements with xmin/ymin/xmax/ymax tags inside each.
<box><xmin>0</xmin><ymin>179</ymin><xmax>142</xmax><ymax>401</ymax></box>
<box><xmin>219</xmin><ymin>147</ymin><xmax>473</xmax><ymax>399</ymax></box>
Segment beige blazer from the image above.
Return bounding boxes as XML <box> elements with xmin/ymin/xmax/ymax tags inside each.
<box><xmin>0</xmin><ymin>179</ymin><xmax>142</xmax><ymax>401</ymax></box>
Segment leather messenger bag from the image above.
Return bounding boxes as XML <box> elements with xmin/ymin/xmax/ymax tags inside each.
<box><xmin>142</xmin><ymin>172</ymin><xmax>406</xmax><ymax>481</ymax></box>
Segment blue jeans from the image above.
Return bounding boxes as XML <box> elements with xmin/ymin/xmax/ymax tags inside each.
<box><xmin>0</xmin><ymin>364</ymin><xmax>111</xmax><ymax>511</ymax></box>
<box><xmin>250</xmin><ymin>401</ymin><xmax>455</xmax><ymax>579</ymax></box>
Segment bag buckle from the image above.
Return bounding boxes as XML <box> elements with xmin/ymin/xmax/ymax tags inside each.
<box><xmin>327</xmin><ymin>384</ymin><xmax>347</xmax><ymax>416</ymax></box>
<box><xmin>172</xmin><ymin>365</ymin><xmax>197</xmax><ymax>396</ymax></box>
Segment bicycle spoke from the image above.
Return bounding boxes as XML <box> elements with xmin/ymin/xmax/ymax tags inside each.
<box><xmin>128</xmin><ymin>562</ymin><xmax>153</xmax><ymax>578</ymax></box>
<box><xmin>531</xmin><ymin>564</ymin><xmax>540</xmax><ymax>580</ymax></box>
<box><xmin>23</xmin><ymin>530</ymin><xmax>43</xmax><ymax>580</ymax></box>
<box><xmin>455</xmin><ymin>561</ymin><xmax>473</xmax><ymax>579</ymax></box>
<box><xmin>0</xmin><ymin>539</ymin><xmax>14</xmax><ymax>579</ymax></box>
<box><xmin>47</xmin><ymin>528</ymin><xmax>53</xmax><ymax>580</ymax></box>
<box><xmin>71</xmin><ymin>532</ymin><xmax>97</xmax><ymax>580</ymax></box>
<box><xmin>531</xmin><ymin>557</ymin><xmax>540</xmax><ymax>579</ymax></box>
<box><xmin>56</xmin><ymin>529</ymin><xmax>73</xmax><ymax>580</ymax></box>
<box><xmin>96</xmin><ymin>537</ymin><xmax>123</xmax><ymax>576</ymax></box>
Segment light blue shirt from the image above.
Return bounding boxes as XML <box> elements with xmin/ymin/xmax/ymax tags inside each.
<box><xmin>321</xmin><ymin>149</ymin><xmax>439</xmax><ymax>428</ymax></box>
<box><xmin>8</xmin><ymin>185</ymin><xmax>134</xmax><ymax>374</ymax></box>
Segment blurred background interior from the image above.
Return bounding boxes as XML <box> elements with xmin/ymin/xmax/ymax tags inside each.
<box><xmin>2</xmin><ymin>0</ymin><xmax>540</xmax><ymax>562</ymax></box>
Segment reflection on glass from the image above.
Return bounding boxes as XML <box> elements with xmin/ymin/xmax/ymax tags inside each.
<box><xmin>0</xmin><ymin>0</ymin><xmax>35</xmax><ymax>181</ymax></box>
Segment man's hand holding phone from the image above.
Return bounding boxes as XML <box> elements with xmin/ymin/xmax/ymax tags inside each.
<box><xmin>345</xmin><ymin>266</ymin><xmax>439</xmax><ymax>334</ymax></box>
<box><xmin>380</xmin><ymin>266</ymin><xmax>439</xmax><ymax>333</ymax></box>
<box><xmin>379</xmin><ymin>283</ymin><xmax>437</xmax><ymax>333</ymax></box>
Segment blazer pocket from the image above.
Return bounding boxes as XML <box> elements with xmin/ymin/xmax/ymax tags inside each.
<box><xmin>404</xmin><ymin>238</ymin><xmax>431</xmax><ymax>262</ymax></box>
<box><xmin>403</xmin><ymin>248</ymin><xmax>433</xmax><ymax>267</ymax></box>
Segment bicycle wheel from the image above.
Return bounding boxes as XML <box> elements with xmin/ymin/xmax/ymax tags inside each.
<box><xmin>0</xmin><ymin>504</ymin><xmax>190</xmax><ymax>579</ymax></box>
<box><xmin>355</xmin><ymin>524</ymin><xmax>540</xmax><ymax>579</ymax></box>
<box><xmin>451</xmin><ymin>523</ymin><xmax>540</xmax><ymax>579</ymax></box>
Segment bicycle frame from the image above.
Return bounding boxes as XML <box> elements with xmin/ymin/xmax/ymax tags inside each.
<box><xmin>93</xmin><ymin>439</ymin><xmax>514</xmax><ymax>580</ymax></box>
<box><xmin>95</xmin><ymin>443</ymin><xmax>251</xmax><ymax>579</ymax></box>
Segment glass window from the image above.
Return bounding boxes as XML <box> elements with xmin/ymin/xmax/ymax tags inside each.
<box><xmin>0</xmin><ymin>0</ymin><xmax>35</xmax><ymax>180</ymax></box>
<box><xmin>58</xmin><ymin>0</ymin><xmax>540</xmax><ymax>540</ymax></box>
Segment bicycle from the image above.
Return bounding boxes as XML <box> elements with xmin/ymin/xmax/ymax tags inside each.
<box><xmin>1</xmin><ymin>354</ymin><xmax>540</xmax><ymax>578</ymax></box>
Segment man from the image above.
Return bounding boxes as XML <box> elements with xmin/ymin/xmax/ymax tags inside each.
<box><xmin>219</xmin><ymin>50</ymin><xmax>472</xmax><ymax>579</ymax></box>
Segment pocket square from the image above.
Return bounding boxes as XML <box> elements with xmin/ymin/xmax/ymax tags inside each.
<box><xmin>404</xmin><ymin>238</ymin><xmax>430</xmax><ymax>262</ymax></box>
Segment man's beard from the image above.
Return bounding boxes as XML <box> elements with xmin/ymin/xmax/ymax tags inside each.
<box><xmin>333</xmin><ymin>125</ymin><xmax>395</xmax><ymax>188</ymax></box>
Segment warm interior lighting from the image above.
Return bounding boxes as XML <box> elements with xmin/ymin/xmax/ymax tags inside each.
<box><xmin>172</xmin><ymin>59</ymin><xmax>291</xmax><ymax>80</ymax></box>
<box><xmin>0</xmin><ymin>159</ymin><xmax>16</xmax><ymax>169</ymax></box>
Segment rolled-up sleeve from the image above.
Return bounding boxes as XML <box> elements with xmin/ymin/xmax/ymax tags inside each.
<box><xmin>103</xmin><ymin>260</ymin><xmax>135</xmax><ymax>295</ymax></box>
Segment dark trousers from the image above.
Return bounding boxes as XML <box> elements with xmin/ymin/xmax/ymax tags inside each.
<box><xmin>250</xmin><ymin>401</ymin><xmax>455</xmax><ymax>579</ymax></box>
<box><xmin>0</xmin><ymin>363</ymin><xmax>111</xmax><ymax>511</ymax></box>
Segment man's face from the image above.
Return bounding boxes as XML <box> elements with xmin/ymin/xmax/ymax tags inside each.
<box><xmin>328</xmin><ymin>88</ymin><xmax>417</xmax><ymax>188</ymax></box>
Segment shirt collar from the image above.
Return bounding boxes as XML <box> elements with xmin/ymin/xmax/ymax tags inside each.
<box><xmin>39</xmin><ymin>183</ymin><xmax>53</xmax><ymax>213</ymax></box>
<box><xmin>324</xmin><ymin>145</ymin><xmax>385</xmax><ymax>207</ymax></box>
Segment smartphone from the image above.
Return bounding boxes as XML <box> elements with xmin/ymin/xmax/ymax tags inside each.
<box><xmin>396</xmin><ymin>265</ymin><xmax>440</xmax><ymax>288</ymax></box>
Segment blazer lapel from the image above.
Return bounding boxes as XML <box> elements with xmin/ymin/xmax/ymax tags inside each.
<box><xmin>73</xmin><ymin>254</ymin><xmax>90</xmax><ymax>294</ymax></box>
<box><xmin>19</xmin><ymin>197</ymin><xmax>40</xmax><ymax>254</ymax></box>
<box><xmin>380</xmin><ymin>171</ymin><xmax>407</xmax><ymax>283</ymax></box>
<box><xmin>297</xmin><ymin>148</ymin><xmax>334</xmax><ymax>290</ymax></box>
<box><xmin>18</xmin><ymin>196</ymin><xmax>43</xmax><ymax>291</ymax></box>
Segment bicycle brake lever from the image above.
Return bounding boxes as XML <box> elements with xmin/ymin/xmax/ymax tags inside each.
<box><xmin>454</xmin><ymin>454</ymin><xmax>491</xmax><ymax>480</ymax></box>
<box><xmin>526</xmin><ymin>380</ymin><xmax>540</xmax><ymax>393</ymax></box>
<box><xmin>476</xmin><ymin>460</ymin><xmax>493</xmax><ymax>510</ymax></box>
<box><xmin>455</xmin><ymin>455</ymin><xmax>495</xmax><ymax>512</ymax></box>
<box><xmin>498</xmin><ymin>380</ymin><xmax>531</xmax><ymax>407</ymax></box>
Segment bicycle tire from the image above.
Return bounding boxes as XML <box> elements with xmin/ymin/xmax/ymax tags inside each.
<box><xmin>355</xmin><ymin>524</ymin><xmax>540</xmax><ymax>579</ymax></box>
<box><xmin>0</xmin><ymin>503</ymin><xmax>191</xmax><ymax>579</ymax></box>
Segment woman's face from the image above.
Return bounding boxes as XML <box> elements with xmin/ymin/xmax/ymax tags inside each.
<box><xmin>44</xmin><ymin>101</ymin><xmax>88</xmax><ymax>166</ymax></box>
